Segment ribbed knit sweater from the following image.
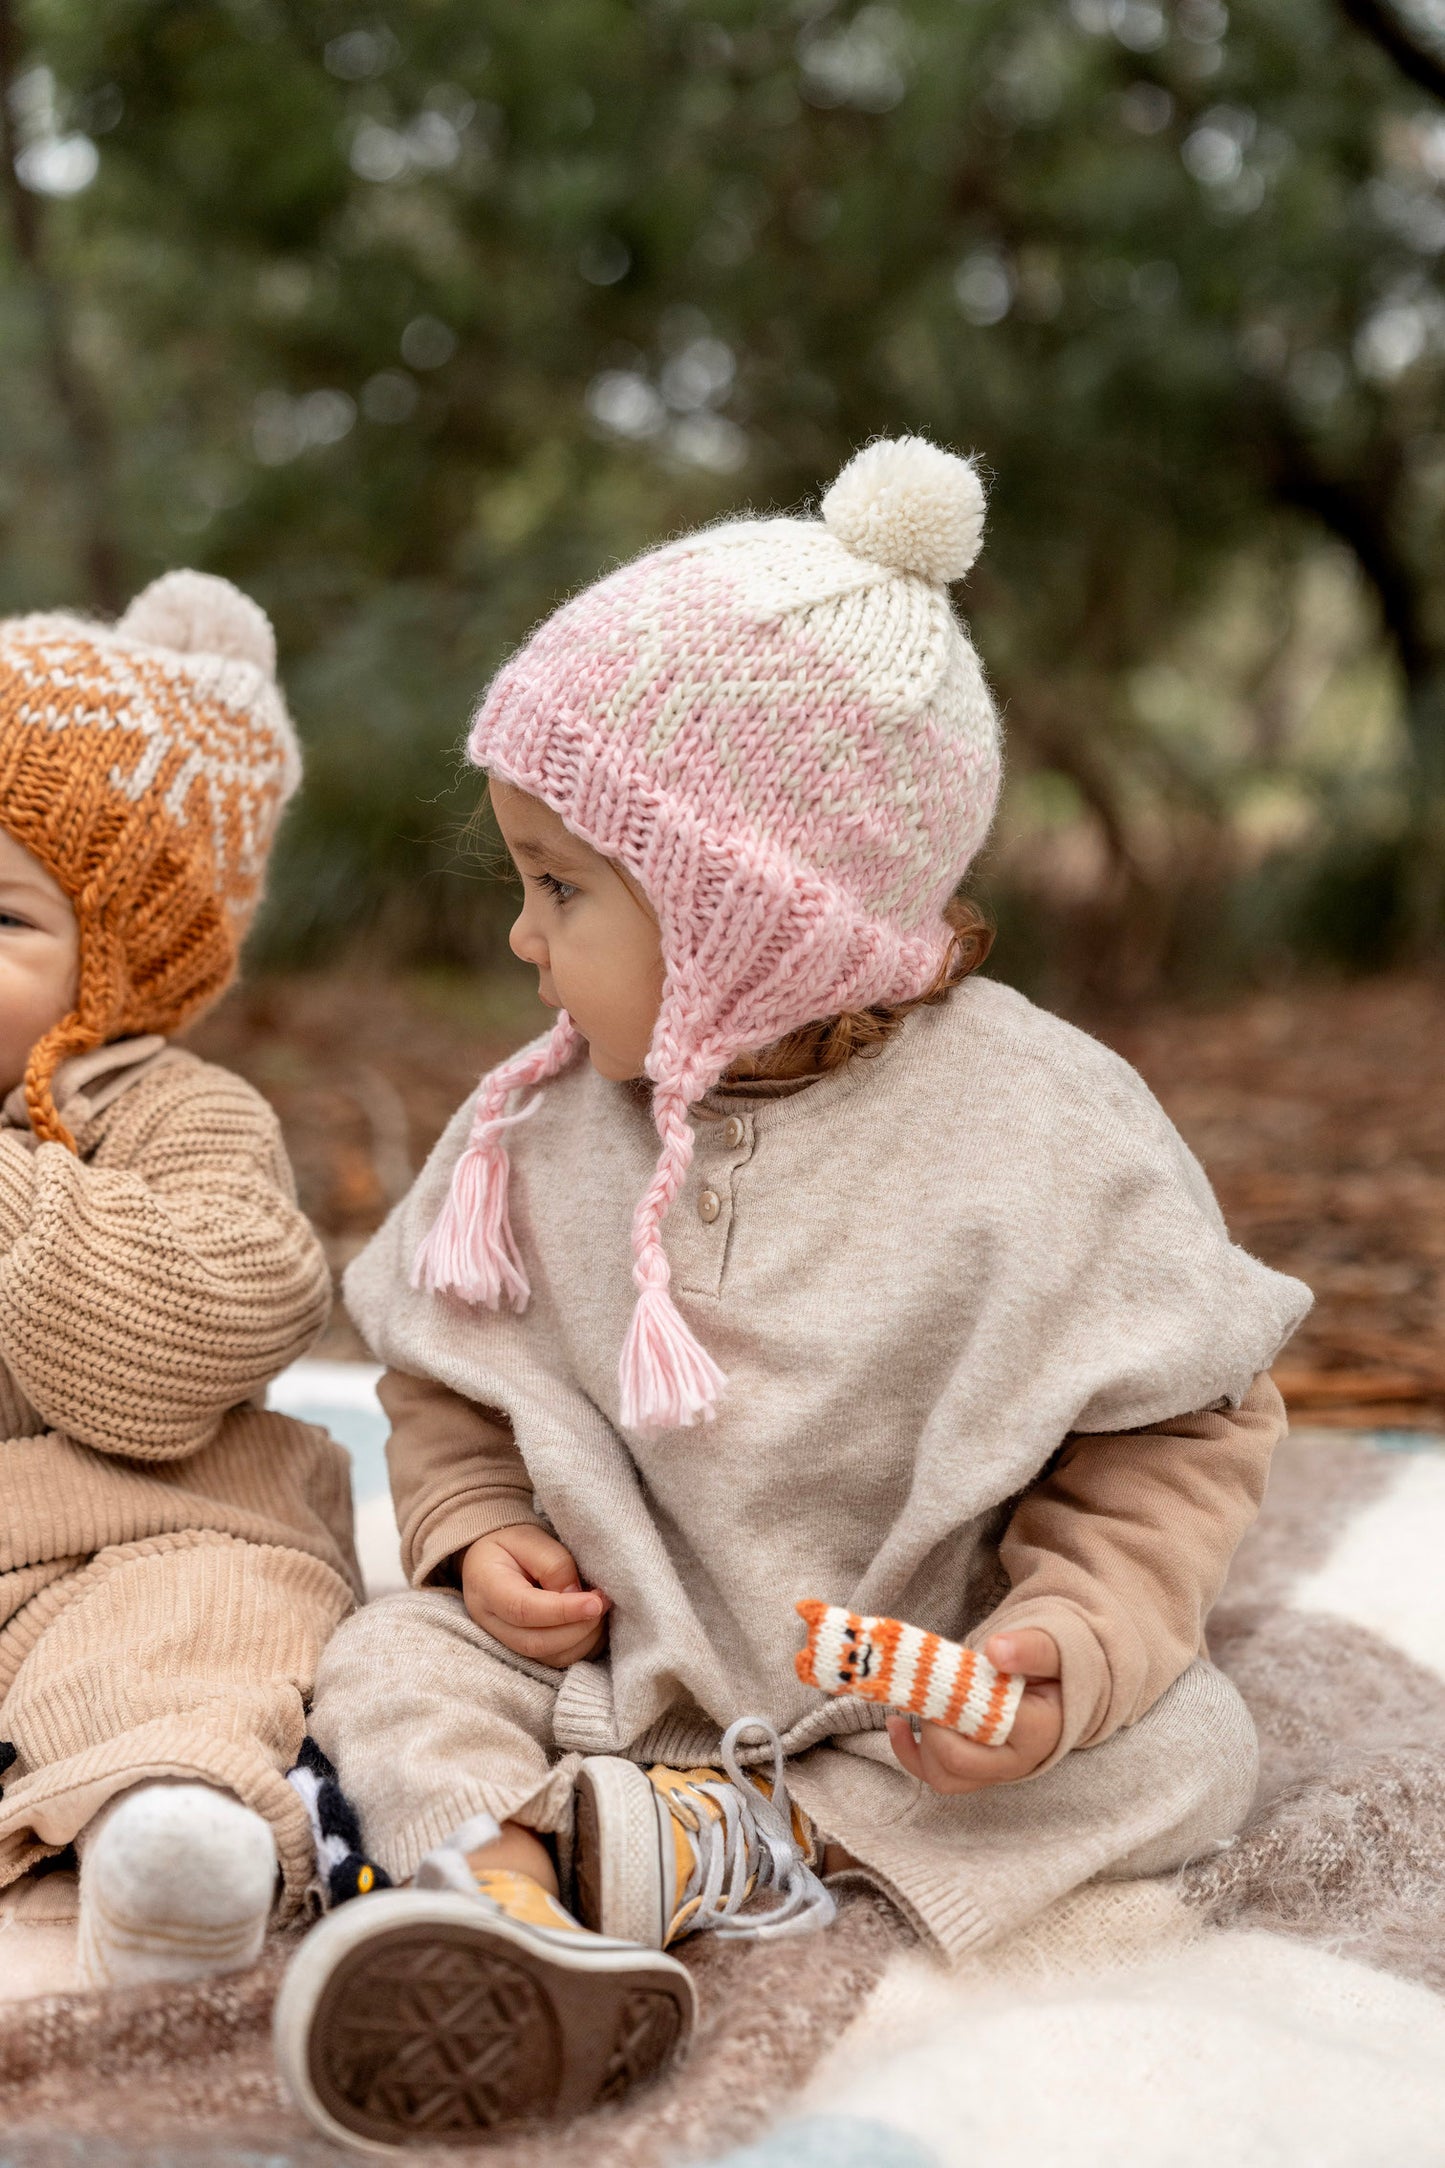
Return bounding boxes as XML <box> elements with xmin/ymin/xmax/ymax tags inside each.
<box><xmin>0</xmin><ymin>1041</ymin><xmax>359</xmax><ymax>1904</ymax></box>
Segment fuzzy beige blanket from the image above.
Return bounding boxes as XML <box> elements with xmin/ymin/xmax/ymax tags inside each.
<box><xmin>5</xmin><ymin>1427</ymin><xmax>1445</xmax><ymax>2167</ymax></box>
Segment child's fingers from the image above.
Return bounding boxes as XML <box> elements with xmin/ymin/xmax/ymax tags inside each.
<box><xmin>913</xmin><ymin>1724</ymin><xmax>1012</xmax><ymax>1791</ymax></box>
<box><xmin>885</xmin><ymin>1714</ymin><xmax>925</xmax><ymax>1779</ymax></box>
<box><xmin>475</xmin><ymin>1525</ymin><xmax>612</xmax><ymax>1623</ymax></box>
<box><xmin>482</xmin><ymin>1568</ymin><xmax>606</xmax><ymax>1631</ymax></box>
<box><xmin>463</xmin><ymin>1544</ymin><xmax>605</xmax><ymax>1630</ymax></box>
<box><xmin>479</xmin><ymin>1614</ymin><xmax>608</xmax><ymax>1665</ymax></box>
<box><xmin>982</xmin><ymin>1627</ymin><xmax>1060</xmax><ymax>1679</ymax></box>
<box><xmin>496</xmin><ymin>1523</ymin><xmax>605</xmax><ymax>1600</ymax></box>
<box><xmin>887</xmin><ymin>1684</ymin><xmax>1064</xmax><ymax>1793</ymax></box>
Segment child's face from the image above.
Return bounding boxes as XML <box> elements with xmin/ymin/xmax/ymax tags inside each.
<box><xmin>0</xmin><ymin>827</ymin><xmax>79</xmax><ymax>1097</ymax></box>
<box><xmin>491</xmin><ymin>779</ymin><xmax>665</xmax><ymax>1081</ymax></box>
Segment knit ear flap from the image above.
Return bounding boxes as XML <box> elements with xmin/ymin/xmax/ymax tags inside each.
<box><xmin>619</xmin><ymin>1083</ymin><xmax>727</xmax><ymax>1430</ymax></box>
<box><xmin>412</xmin><ymin>1015</ymin><xmax>583</xmax><ymax>1307</ymax></box>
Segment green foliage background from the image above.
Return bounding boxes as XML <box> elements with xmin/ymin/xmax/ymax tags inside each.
<box><xmin>3</xmin><ymin>0</ymin><xmax>1444</xmax><ymax>999</ymax></box>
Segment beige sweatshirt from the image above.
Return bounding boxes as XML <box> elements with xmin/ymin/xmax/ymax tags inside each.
<box><xmin>346</xmin><ymin>977</ymin><xmax>1311</xmax><ymax>1763</ymax></box>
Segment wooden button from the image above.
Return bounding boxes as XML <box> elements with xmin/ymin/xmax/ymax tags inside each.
<box><xmin>698</xmin><ymin>1187</ymin><xmax>722</xmax><ymax>1223</ymax></box>
<box><xmin>723</xmin><ymin>1116</ymin><xmax>745</xmax><ymax>1149</ymax></box>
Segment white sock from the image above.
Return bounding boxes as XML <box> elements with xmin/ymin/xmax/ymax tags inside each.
<box><xmin>77</xmin><ymin>1781</ymin><xmax>277</xmax><ymax>1989</ymax></box>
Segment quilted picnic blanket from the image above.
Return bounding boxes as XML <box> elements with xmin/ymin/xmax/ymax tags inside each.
<box><xmin>5</xmin><ymin>1418</ymin><xmax>1445</xmax><ymax>2167</ymax></box>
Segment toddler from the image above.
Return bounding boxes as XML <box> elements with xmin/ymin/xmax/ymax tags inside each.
<box><xmin>0</xmin><ymin>573</ymin><xmax>359</xmax><ymax>1986</ymax></box>
<box><xmin>278</xmin><ymin>439</ymin><xmax>1309</xmax><ymax>2149</ymax></box>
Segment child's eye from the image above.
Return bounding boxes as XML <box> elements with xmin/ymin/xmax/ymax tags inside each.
<box><xmin>0</xmin><ymin>911</ymin><xmax>34</xmax><ymax>931</ymax></box>
<box><xmin>534</xmin><ymin>872</ymin><xmax>578</xmax><ymax>905</ymax></box>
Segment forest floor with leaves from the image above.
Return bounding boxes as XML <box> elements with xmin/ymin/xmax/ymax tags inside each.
<box><xmin>192</xmin><ymin>967</ymin><xmax>1445</xmax><ymax>1431</ymax></box>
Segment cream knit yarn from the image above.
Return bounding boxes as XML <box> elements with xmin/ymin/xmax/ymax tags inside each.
<box><xmin>416</xmin><ymin>436</ymin><xmax>1002</xmax><ymax>1431</ymax></box>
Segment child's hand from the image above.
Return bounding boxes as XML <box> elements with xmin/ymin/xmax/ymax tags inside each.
<box><xmin>885</xmin><ymin>1628</ymin><xmax>1062</xmax><ymax>1794</ymax></box>
<box><xmin>460</xmin><ymin>1525</ymin><xmax>611</xmax><ymax>1665</ymax></box>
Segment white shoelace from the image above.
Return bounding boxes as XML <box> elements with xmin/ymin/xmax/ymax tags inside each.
<box><xmin>667</xmin><ymin>1716</ymin><xmax>838</xmax><ymax>1942</ymax></box>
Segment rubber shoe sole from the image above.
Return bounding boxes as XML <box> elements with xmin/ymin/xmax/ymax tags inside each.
<box><xmin>574</xmin><ymin>1756</ymin><xmax>674</xmax><ymax>1948</ymax></box>
<box><xmin>273</xmin><ymin>1890</ymin><xmax>695</xmax><ymax>2152</ymax></box>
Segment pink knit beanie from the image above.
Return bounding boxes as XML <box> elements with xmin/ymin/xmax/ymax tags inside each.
<box><xmin>416</xmin><ymin>436</ymin><xmax>1003</xmax><ymax>1430</ymax></box>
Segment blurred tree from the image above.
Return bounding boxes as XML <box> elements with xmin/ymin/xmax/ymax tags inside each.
<box><xmin>0</xmin><ymin>0</ymin><xmax>122</xmax><ymax>606</ymax></box>
<box><xmin>0</xmin><ymin>0</ymin><xmax>1441</xmax><ymax>990</ymax></box>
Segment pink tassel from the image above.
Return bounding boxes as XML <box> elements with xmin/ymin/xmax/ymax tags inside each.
<box><xmin>619</xmin><ymin>1278</ymin><xmax>727</xmax><ymax>1430</ymax></box>
<box><xmin>411</xmin><ymin>1016</ymin><xmax>580</xmax><ymax>1310</ymax></box>
<box><xmin>411</xmin><ymin>1102</ymin><xmax>539</xmax><ymax>1307</ymax></box>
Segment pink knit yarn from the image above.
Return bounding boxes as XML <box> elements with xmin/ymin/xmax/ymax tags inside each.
<box><xmin>413</xmin><ymin>1013</ymin><xmax>582</xmax><ymax>1307</ymax></box>
<box><xmin>418</xmin><ymin>437</ymin><xmax>1002</xmax><ymax>1429</ymax></box>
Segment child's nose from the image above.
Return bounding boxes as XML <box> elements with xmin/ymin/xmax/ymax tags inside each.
<box><xmin>509</xmin><ymin>913</ymin><xmax>547</xmax><ymax>970</ymax></box>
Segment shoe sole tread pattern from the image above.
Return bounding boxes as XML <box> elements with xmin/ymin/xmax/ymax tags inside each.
<box><xmin>278</xmin><ymin>1899</ymin><xmax>693</xmax><ymax>2151</ymax></box>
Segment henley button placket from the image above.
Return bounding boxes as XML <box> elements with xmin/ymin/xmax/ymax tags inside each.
<box><xmin>674</xmin><ymin>1109</ymin><xmax>753</xmax><ymax>1297</ymax></box>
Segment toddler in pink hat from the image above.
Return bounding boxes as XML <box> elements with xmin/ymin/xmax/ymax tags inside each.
<box><xmin>278</xmin><ymin>439</ymin><xmax>1310</xmax><ymax>2149</ymax></box>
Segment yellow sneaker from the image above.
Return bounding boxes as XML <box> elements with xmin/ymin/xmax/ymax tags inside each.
<box><xmin>274</xmin><ymin>1827</ymin><xmax>694</xmax><ymax>2152</ymax></box>
<box><xmin>574</xmin><ymin>1716</ymin><xmax>837</xmax><ymax>1951</ymax></box>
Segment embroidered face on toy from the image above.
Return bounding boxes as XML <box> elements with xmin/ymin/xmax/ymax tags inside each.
<box><xmin>491</xmin><ymin>779</ymin><xmax>665</xmax><ymax>1083</ymax></box>
<box><xmin>0</xmin><ymin>828</ymin><xmax>79</xmax><ymax>1099</ymax></box>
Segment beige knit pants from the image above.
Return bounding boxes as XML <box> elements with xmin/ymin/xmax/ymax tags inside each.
<box><xmin>0</xmin><ymin>1529</ymin><xmax>356</xmax><ymax>1911</ymax></box>
<box><xmin>309</xmin><ymin>1589</ymin><xmax>1258</xmax><ymax>1959</ymax></box>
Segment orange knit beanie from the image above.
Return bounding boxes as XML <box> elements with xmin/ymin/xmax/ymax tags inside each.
<box><xmin>0</xmin><ymin>570</ymin><xmax>301</xmax><ymax>1149</ymax></box>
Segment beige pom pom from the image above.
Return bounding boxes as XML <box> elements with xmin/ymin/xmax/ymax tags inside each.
<box><xmin>120</xmin><ymin>570</ymin><xmax>277</xmax><ymax>676</ymax></box>
<box><xmin>821</xmin><ymin>436</ymin><xmax>987</xmax><ymax>583</ymax></box>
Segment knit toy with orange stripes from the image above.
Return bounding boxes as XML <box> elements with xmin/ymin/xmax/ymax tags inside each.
<box><xmin>0</xmin><ymin>570</ymin><xmax>300</xmax><ymax>1149</ymax></box>
<box><xmin>795</xmin><ymin>1599</ymin><xmax>1026</xmax><ymax>1746</ymax></box>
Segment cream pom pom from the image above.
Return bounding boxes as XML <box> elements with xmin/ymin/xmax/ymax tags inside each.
<box><xmin>821</xmin><ymin>436</ymin><xmax>987</xmax><ymax>583</ymax></box>
<box><xmin>119</xmin><ymin>570</ymin><xmax>277</xmax><ymax>676</ymax></box>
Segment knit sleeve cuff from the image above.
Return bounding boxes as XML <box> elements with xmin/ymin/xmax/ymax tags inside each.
<box><xmin>0</xmin><ymin>1136</ymin><xmax>37</xmax><ymax>1253</ymax></box>
<box><xmin>406</xmin><ymin>1490</ymin><xmax>543</xmax><ymax>1589</ymax></box>
<box><xmin>972</xmin><ymin>1596</ymin><xmax>1114</xmax><ymax>1772</ymax></box>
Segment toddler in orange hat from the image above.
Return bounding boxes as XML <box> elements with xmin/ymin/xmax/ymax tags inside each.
<box><xmin>0</xmin><ymin>572</ymin><xmax>358</xmax><ymax>1986</ymax></box>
